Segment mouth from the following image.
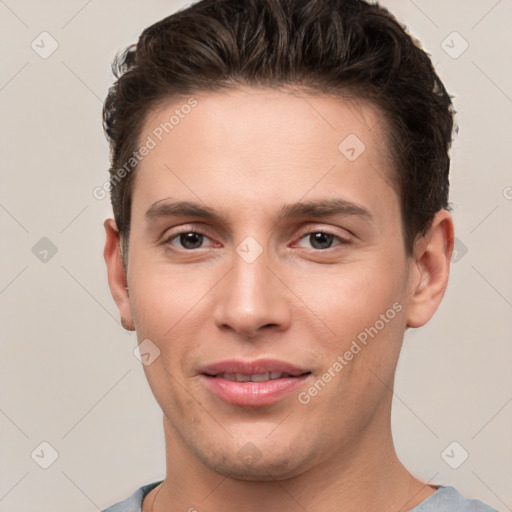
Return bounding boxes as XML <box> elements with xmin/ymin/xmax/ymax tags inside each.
<box><xmin>206</xmin><ymin>371</ymin><xmax>308</xmax><ymax>382</ymax></box>
<box><xmin>199</xmin><ymin>359</ymin><xmax>312</xmax><ymax>407</ymax></box>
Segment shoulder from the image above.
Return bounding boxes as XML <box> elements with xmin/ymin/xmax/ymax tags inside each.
<box><xmin>101</xmin><ymin>481</ymin><xmax>162</xmax><ymax>512</ymax></box>
<box><xmin>413</xmin><ymin>485</ymin><xmax>500</xmax><ymax>512</ymax></box>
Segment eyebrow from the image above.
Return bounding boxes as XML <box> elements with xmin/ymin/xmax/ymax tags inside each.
<box><xmin>145</xmin><ymin>198</ymin><xmax>373</xmax><ymax>226</ymax></box>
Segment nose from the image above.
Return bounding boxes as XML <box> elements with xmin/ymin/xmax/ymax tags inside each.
<box><xmin>213</xmin><ymin>246</ymin><xmax>291</xmax><ymax>339</ymax></box>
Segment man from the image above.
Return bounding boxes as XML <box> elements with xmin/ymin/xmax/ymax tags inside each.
<box><xmin>101</xmin><ymin>0</ymin><xmax>499</xmax><ymax>510</ymax></box>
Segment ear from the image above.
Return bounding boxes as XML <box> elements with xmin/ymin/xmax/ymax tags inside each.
<box><xmin>103</xmin><ymin>219</ymin><xmax>135</xmax><ymax>331</ymax></box>
<box><xmin>406</xmin><ymin>209</ymin><xmax>454</xmax><ymax>328</ymax></box>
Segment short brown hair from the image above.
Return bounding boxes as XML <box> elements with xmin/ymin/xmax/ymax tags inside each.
<box><xmin>103</xmin><ymin>0</ymin><xmax>455</xmax><ymax>260</ymax></box>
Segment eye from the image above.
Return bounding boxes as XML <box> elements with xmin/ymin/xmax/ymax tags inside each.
<box><xmin>162</xmin><ymin>228</ymin><xmax>350</xmax><ymax>252</ymax></box>
<box><xmin>295</xmin><ymin>231</ymin><xmax>350</xmax><ymax>250</ymax></box>
<box><xmin>163</xmin><ymin>230</ymin><xmax>213</xmax><ymax>250</ymax></box>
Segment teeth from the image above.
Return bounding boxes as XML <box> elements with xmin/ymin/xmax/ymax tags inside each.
<box><xmin>251</xmin><ymin>372</ymin><xmax>269</xmax><ymax>382</ymax></box>
<box><xmin>219</xmin><ymin>372</ymin><xmax>291</xmax><ymax>382</ymax></box>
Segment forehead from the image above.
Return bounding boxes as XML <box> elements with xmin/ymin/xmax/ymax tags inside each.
<box><xmin>141</xmin><ymin>86</ymin><xmax>390</xmax><ymax>156</ymax></box>
<box><xmin>130</xmin><ymin>87</ymin><xmax>398</xmax><ymax>226</ymax></box>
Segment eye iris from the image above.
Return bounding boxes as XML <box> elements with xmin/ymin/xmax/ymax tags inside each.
<box><xmin>310</xmin><ymin>232</ymin><xmax>334</xmax><ymax>250</ymax></box>
<box><xmin>180</xmin><ymin>232</ymin><xmax>203</xmax><ymax>249</ymax></box>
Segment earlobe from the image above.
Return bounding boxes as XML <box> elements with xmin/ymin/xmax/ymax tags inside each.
<box><xmin>103</xmin><ymin>219</ymin><xmax>135</xmax><ymax>331</ymax></box>
<box><xmin>406</xmin><ymin>210</ymin><xmax>454</xmax><ymax>329</ymax></box>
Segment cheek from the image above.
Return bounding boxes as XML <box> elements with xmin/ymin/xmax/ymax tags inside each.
<box><xmin>128</xmin><ymin>263</ymin><xmax>211</xmax><ymax>386</ymax></box>
<box><xmin>127</xmin><ymin>257</ymin><xmax>207</xmax><ymax>337</ymax></box>
<box><xmin>298</xmin><ymin>259</ymin><xmax>407</xmax><ymax>343</ymax></box>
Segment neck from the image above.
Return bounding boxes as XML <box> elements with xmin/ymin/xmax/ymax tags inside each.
<box><xmin>146</xmin><ymin>403</ymin><xmax>436</xmax><ymax>512</ymax></box>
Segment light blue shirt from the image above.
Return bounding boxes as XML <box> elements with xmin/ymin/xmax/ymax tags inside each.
<box><xmin>101</xmin><ymin>481</ymin><xmax>500</xmax><ymax>511</ymax></box>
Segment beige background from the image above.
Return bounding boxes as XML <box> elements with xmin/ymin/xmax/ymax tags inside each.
<box><xmin>1</xmin><ymin>1</ymin><xmax>511</xmax><ymax>511</ymax></box>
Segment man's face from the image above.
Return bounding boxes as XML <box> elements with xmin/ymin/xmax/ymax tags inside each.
<box><xmin>119</xmin><ymin>88</ymin><xmax>419</xmax><ymax>479</ymax></box>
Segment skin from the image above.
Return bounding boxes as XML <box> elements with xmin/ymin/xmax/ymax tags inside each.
<box><xmin>104</xmin><ymin>87</ymin><xmax>454</xmax><ymax>512</ymax></box>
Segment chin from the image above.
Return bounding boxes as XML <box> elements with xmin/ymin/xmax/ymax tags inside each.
<box><xmin>194</xmin><ymin>444</ymin><xmax>309</xmax><ymax>482</ymax></box>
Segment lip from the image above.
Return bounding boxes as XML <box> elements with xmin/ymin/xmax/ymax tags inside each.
<box><xmin>199</xmin><ymin>358</ymin><xmax>312</xmax><ymax>407</ymax></box>
<box><xmin>200</xmin><ymin>358</ymin><xmax>309</xmax><ymax>377</ymax></box>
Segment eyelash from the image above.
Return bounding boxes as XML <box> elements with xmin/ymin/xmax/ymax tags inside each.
<box><xmin>162</xmin><ymin>228</ymin><xmax>351</xmax><ymax>251</ymax></box>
